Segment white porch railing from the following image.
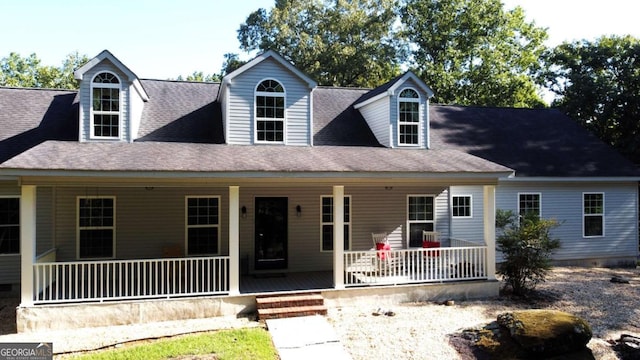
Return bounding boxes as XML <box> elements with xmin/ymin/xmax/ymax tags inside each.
<box><xmin>344</xmin><ymin>246</ymin><xmax>487</xmax><ymax>287</ymax></box>
<box><xmin>450</xmin><ymin>237</ymin><xmax>485</xmax><ymax>248</ymax></box>
<box><xmin>33</xmin><ymin>256</ymin><xmax>229</xmax><ymax>304</ymax></box>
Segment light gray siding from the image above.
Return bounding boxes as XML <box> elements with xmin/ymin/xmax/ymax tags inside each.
<box><xmin>496</xmin><ymin>181</ymin><xmax>639</xmax><ymax>262</ymax></box>
<box><xmin>449</xmin><ymin>186</ymin><xmax>485</xmax><ymax>244</ymax></box>
<box><xmin>226</xmin><ymin>59</ymin><xmax>312</xmax><ymax>145</ymax></box>
<box><xmin>78</xmin><ymin>61</ymin><xmax>131</xmax><ymax>142</ymax></box>
<box><xmin>358</xmin><ymin>97</ymin><xmax>391</xmax><ymax>147</ymax></box>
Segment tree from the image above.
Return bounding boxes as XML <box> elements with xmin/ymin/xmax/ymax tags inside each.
<box><xmin>0</xmin><ymin>52</ymin><xmax>88</xmax><ymax>89</ymax></box>
<box><xmin>176</xmin><ymin>71</ymin><xmax>220</xmax><ymax>83</ymax></box>
<box><xmin>237</xmin><ymin>0</ymin><xmax>403</xmax><ymax>87</ymax></box>
<box><xmin>496</xmin><ymin>210</ymin><xmax>560</xmax><ymax>296</ymax></box>
<box><xmin>220</xmin><ymin>53</ymin><xmax>246</xmax><ymax>76</ymax></box>
<box><xmin>400</xmin><ymin>0</ymin><xmax>548</xmax><ymax>107</ymax></box>
<box><xmin>545</xmin><ymin>36</ymin><xmax>640</xmax><ymax>163</ymax></box>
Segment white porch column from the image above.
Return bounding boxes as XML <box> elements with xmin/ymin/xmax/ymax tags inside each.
<box><xmin>228</xmin><ymin>186</ymin><xmax>240</xmax><ymax>295</ymax></box>
<box><xmin>483</xmin><ymin>185</ymin><xmax>497</xmax><ymax>280</ymax></box>
<box><xmin>333</xmin><ymin>185</ymin><xmax>345</xmax><ymax>289</ymax></box>
<box><xmin>20</xmin><ymin>185</ymin><xmax>36</xmax><ymax>307</ymax></box>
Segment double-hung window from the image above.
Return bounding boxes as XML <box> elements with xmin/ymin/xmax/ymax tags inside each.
<box><xmin>255</xmin><ymin>79</ymin><xmax>285</xmax><ymax>143</ymax></box>
<box><xmin>91</xmin><ymin>72</ymin><xmax>121</xmax><ymax>139</ymax></box>
<box><xmin>452</xmin><ymin>195</ymin><xmax>472</xmax><ymax>218</ymax></box>
<box><xmin>0</xmin><ymin>197</ymin><xmax>19</xmax><ymax>254</ymax></box>
<box><xmin>518</xmin><ymin>193</ymin><xmax>541</xmax><ymax>220</ymax></box>
<box><xmin>407</xmin><ymin>195</ymin><xmax>435</xmax><ymax>247</ymax></box>
<box><xmin>398</xmin><ymin>88</ymin><xmax>420</xmax><ymax>146</ymax></box>
<box><xmin>583</xmin><ymin>193</ymin><xmax>604</xmax><ymax>237</ymax></box>
<box><xmin>78</xmin><ymin>197</ymin><xmax>115</xmax><ymax>259</ymax></box>
<box><xmin>186</xmin><ymin>196</ymin><xmax>220</xmax><ymax>255</ymax></box>
<box><xmin>320</xmin><ymin>196</ymin><xmax>351</xmax><ymax>252</ymax></box>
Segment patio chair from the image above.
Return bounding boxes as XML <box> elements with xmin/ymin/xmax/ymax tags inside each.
<box><xmin>422</xmin><ymin>231</ymin><xmax>440</xmax><ymax>257</ymax></box>
<box><xmin>371</xmin><ymin>232</ymin><xmax>403</xmax><ymax>274</ymax></box>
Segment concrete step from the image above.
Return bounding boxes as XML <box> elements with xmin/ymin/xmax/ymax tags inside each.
<box><xmin>258</xmin><ymin>304</ymin><xmax>328</xmax><ymax>320</ymax></box>
<box><xmin>256</xmin><ymin>293</ymin><xmax>324</xmax><ymax>309</ymax></box>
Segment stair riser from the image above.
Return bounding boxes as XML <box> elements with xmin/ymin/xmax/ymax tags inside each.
<box><xmin>259</xmin><ymin>309</ymin><xmax>327</xmax><ymax>320</ymax></box>
<box><xmin>257</xmin><ymin>299</ymin><xmax>324</xmax><ymax>309</ymax></box>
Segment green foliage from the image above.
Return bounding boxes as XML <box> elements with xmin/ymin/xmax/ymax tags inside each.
<box><xmin>0</xmin><ymin>51</ymin><xmax>89</xmax><ymax>89</ymax></box>
<box><xmin>400</xmin><ymin>0</ymin><xmax>548</xmax><ymax>107</ymax></box>
<box><xmin>496</xmin><ymin>209</ymin><xmax>561</xmax><ymax>296</ymax></box>
<box><xmin>175</xmin><ymin>71</ymin><xmax>221</xmax><ymax>82</ymax></box>
<box><xmin>545</xmin><ymin>35</ymin><xmax>640</xmax><ymax>163</ymax></box>
<box><xmin>237</xmin><ymin>0</ymin><xmax>403</xmax><ymax>87</ymax></box>
<box><xmin>69</xmin><ymin>328</ymin><xmax>278</xmax><ymax>360</ymax></box>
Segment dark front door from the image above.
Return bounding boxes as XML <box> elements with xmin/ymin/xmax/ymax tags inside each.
<box><xmin>255</xmin><ymin>197</ymin><xmax>288</xmax><ymax>270</ymax></box>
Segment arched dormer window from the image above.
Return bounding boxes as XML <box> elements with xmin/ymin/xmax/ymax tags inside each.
<box><xmin>255</xmin><ymin>79</ymin><xmax>285</xmax><ymax>143</ymax></box>
<box><xmin>398</xmin><ymin>88</ymin><xmax>420</xmax><ymax>146</ymax></box>
<box><xmin>91</xmin><ymin>72</ymin><xmax>121</xmax><ymax>139</ymax></box>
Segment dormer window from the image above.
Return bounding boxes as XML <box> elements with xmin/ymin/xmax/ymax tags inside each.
<box><xmin>398</xmin><ymin>88</ymin><xmax>420</xmax><ymax>146</ymax></box>
<box><xmin>91</xmin><ymin>72</ymin><xmax>121</xmax><ymax>139</ymax></box>
<box><xmin>255</xmin><ymin>79</ymin><xmax>285</xmax><ymax>143</ymax></box>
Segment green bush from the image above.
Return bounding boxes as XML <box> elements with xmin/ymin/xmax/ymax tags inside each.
<box><xmin>496</xmin><ymin>209</ymin><xmax>561</xmax><ymax>296</ymax></box>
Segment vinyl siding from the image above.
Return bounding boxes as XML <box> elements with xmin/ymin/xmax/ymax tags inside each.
<box><xmin>496</xmin><ymin>181</ymin><xmax>639</xmax><ymax>262</ymax></box>
<box><xmin>226</xmin><ymin>58</ymin><xmax>312</xmax><ymax>145</ymax></box>
<box><xmin>78</xmin><ymin>61</ymin><xmax>131</xmax><ymax>142</ymax></box>
<box><xmin>449</xmin><ymin>186</ymin><xmax>485</xmax><ymax>244</ymax></box>
<box><xmin>390</xmin><ymin>78</ymin><xmax>429</xmax><ymax>149</ymax></box>
<box><xmin>129</xmin><ymin>87</ymin><xmax>145</xmax><ymax>141</ymax></box>
<box><xmin>358</xmin><ymin>97</ymin><xmax>391</xmax><ymax>147</ymax></box>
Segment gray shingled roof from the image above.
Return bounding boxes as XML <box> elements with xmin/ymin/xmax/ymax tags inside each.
<box><xmin>430</xmin><ymin>105</ymin><xmax>639</xmax><ymax>177</ymax></box>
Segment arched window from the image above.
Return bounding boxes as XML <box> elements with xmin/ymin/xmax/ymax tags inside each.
<box><xmin>398</xmin><ymin>88</ymin><xmax>420</xmax><ymax>145</ymax></box>
<box><xmin>255</xmin><ymin>79</ymin><xmax>285</xmax><ymax>142</ymax></box>
<box><xmin>91</xmin><ymin>72</ymin><xmax>120</xmax><ymax>138</ymax></box>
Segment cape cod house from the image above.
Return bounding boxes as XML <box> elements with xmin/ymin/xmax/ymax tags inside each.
<box><xmin>0</xmin><ymin>50</ymin><xmax>637</xmax><ymax>331</ymax></box>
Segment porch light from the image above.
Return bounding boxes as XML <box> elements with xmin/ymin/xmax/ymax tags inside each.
<box><xmin>241</xmin><ymin>206</ymin><xmax>247</xmax><ymax>218</ymax></box>
<box><xmin>296</xmin><ymin>205</ymin><xmax>302</xmax><ymax>217</ymax></box>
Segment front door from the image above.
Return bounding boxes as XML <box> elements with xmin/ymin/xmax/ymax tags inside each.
<box><xmin>255</xmin><ymin>197</ymin><xmax>288</xmax><ymax>270</ymax></box>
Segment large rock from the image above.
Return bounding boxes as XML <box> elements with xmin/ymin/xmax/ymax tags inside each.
<box><xmin>497</xmin><ymin>310</ymin><xmax>592</xmax><ymax>356</ymax></box>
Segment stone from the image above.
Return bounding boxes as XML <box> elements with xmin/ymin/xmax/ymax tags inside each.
<box><xmin>497</xmin><ymin>310</ymin><xmax>592</xmax><ymax>356</ymax></box>
<box><xmin>611</xmin><ymin>275</ymin><xmax>631</xmax><ymax>284</ymax></box>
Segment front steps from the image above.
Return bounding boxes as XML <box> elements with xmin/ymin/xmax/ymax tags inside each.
<box><xmin>256</xmin><ymin>292</ymin><xmax>327</xmax><ymax>320</ymax></box>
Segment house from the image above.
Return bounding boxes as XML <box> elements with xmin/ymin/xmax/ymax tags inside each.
<box><xmin>0</xmin><ymin>50</ymin><xmax>637</xmax><ymax>331</ymax></box>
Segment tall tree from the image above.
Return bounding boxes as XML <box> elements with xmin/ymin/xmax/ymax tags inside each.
<box><xmin>0</xmin><ymin>52</ymin><xmax>88</xmax><ymax>89</ymax></box>
<box><xmin>237</xmin><ymin>0</ymin><xmax>403</xmax><ymax>87</ymax></box>
<box><xmin>400</xmin><ymin>0</ymin><xmax>548</xmax><ymax>107</ymax></box>
<box><xmin>546</xmin><ymin>35</ymin><xmax>640</xmax><ymax>163</ymax></box>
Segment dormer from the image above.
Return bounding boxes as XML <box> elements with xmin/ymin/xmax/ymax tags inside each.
<box><xmin>354</xmin><ymin>72</ymin><xmax>434</xmax><ymax>149</ymax></box>
<box><xmin>74</xmin><ymin>50</ymin><xmax>149</xmax><ymax>142</ymax></box>
<box><xmin>217</xmin><ymin>50</ymin><xmax>317</xmax><ymax>146</ymax></box>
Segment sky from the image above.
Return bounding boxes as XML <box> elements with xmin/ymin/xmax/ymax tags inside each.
<box><xmin>1</xmin><ymin>0</ymin><xmax>639</xmax><ymax>81</ymax></box>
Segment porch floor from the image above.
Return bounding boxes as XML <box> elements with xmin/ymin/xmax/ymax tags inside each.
<box><xmin>240</xmin><ymin>271</ymin><xmax>333</xmax><ymax>294</ymax></box>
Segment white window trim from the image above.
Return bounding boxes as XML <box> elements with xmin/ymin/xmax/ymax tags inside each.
<box><xmin>319</xmin><ymin>195</ymin><xmax>351</xmax><ymax>252</ymax></box>
<box><xmin>451</xmin><ymin>194</ymin><xmax>473</xmax><ymax>218</ymax></box>
<box><xmin>89</xmin><ymin>71</ymin><xmax>122</xmax><ymax>140</ymax></box>
<box><xmin>582</xmin><ymin>192</ymin><xmax>605</xmax><ymax>238</ymax></box>
<box><xmin>185</xmin><ymin>196</ymin><xmax>221</xmax><ymax>256</ymax></box>
<box><xmin>406</xmin><ymin>194</ymin><xmax>436</xmax><ymax>248</ymax></box>
<box><xmin>397</xmin><ymin>87</ymin><xmax>422</xmax><ymax>147</ymax></box>
<box><xmin>518</xmin><ymin>192</ymin><xmax>542</xmax><ymax>218</ymax></box>
<box><xmin>76</xmin><ymin>196</ymin><xmax>116</xmax><ymax>260</ymax></box>
<box><xmin>0</xmin><ymin>196</ymin><xmax>20</xmax><ymax>256</ymax></box>
<box><xmin>254</xmin><ymin>78</ymin><xmax>287</xmax><ymax>144</ymax></box>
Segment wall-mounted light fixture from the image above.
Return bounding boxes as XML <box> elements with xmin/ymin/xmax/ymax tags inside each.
<box><xmin>384</xmin><ymin>186</ymin><xmax>393</xmax><ymax>191</ymax></box>
<box><xmin>241</xmin><ymin>206</ymin><xmax>247</xmax><ymax>218</ymax></box>
<box><xmin>145</xmin><ymin>186</ymin><xmax>155</xmax><ymax>191</ymax></box>
<box><xmin>296</xmin><ymin>205</ymin><xmax>302</xmax><ymax>217</ymax></box>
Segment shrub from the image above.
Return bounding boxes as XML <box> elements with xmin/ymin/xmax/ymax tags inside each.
<box><xmin>496</xmin><ymin>209</ymin><xmax>561</xmax><ymax>296</ymax></box>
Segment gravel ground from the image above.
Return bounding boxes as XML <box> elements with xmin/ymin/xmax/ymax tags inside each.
<box><xmin>326</xmin><ymin>266</ymin><xmax>640</xmax><ymax>360</ymax></box>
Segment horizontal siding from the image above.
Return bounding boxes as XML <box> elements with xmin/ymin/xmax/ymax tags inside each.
<box><xmin>36</xmin><ymin>187</ymin><xmax>54</xmax><ymax>255</ymax></box>
<box><xmin>390</xmin><ymin>78</ymin><xmax>429</xmax><ymax>148</ymax></box>
<box><xmin>449</xmin><ymin>186</ymin><xmax>485</xmax><ymax>244</ymax></box>
<box><xmin>358</xmin><ymin>98</ymin><xmax>390</xmax><ymax>147</ymax></box>
<box><xmin>227</xmin><ymin>59</ymin><xmax>311</xmax><ymax>145</ymax></box>
<box><xmin>496</xmin><ymin>181</ymin><xmax>638</xmax><ymax>262</ymax></box>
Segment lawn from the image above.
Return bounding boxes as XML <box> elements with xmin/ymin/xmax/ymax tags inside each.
<box><xmin>64</xmin><ymin>328</ymin><xmax>278</xmax><ymax>360</ymax></box>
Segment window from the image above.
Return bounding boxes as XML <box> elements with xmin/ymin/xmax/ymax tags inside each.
<box><xmin>186</xmin><ymin>196</ymin><xmax>220</xmax><ymax>255</ymax></box>
<box><xmin>407</xmin><ymin>195</ymin><xmax>435</xmax><ymax>247</ymax></box>
<box><xmin>583</xmin><ymin>193</ymin><xmax>604</xmax><ymax>237</ymax></box>
<box><xmin>452</xmin><ymin>195</ymin><xmax>472</xmax><ymax>218</ymax></box>
<box><xmin>518</xmin><ymin>193</ymin><xmax>541</xmax><ymax>219</ymax></box>
<box><xmin>398</xmin><ymin>88</ymin><xmax>420</xmax><ymax>146</ymax></box>
<box><xmin>78</xmin><ymin>197</ymin><xmax>115</xmax><ymax>259</ymax></box>
<box><xmin>0</xmin><ymin>198</ymin><xmax>19</xmax><ymax>254</ymax></box>
<box><xmin>255</xmin><ymin>79</ymin><xmax>285</xmax><ymax>143</ymax></box>
<box><xmin>91</xmin><ymin>72</ymin><xmax>121</xmax><ymax>139</ymax></box>
<box><xmin>321</xmin><ymin>196</ymin><xmax>351</xmax><ymax>252</ymax></box>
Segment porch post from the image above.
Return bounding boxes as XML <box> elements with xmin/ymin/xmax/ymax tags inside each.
<box><xmin>20</xmin><ymin>185</ymin><xmax>36</xmax><ymax>307</ymax></box>
<box><xmin>333</xmin><ymin>185</ymin><xmax>345</xmax><ymax>289</ymax></box>
<box><xmin>483</xmin><ymin>185</ymin><xmax>497</xmax><ymax>280</ymax></box>
<box><xmin>228</xmin><ymin>186</ymin><xmax>240</xmax><ymax>295</ymax></box>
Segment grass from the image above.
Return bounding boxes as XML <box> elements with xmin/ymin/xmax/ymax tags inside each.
<box><xmin>65</xmin><ymin>328</ymin><xmax>278</xmax><ymax>360</ymax></box>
